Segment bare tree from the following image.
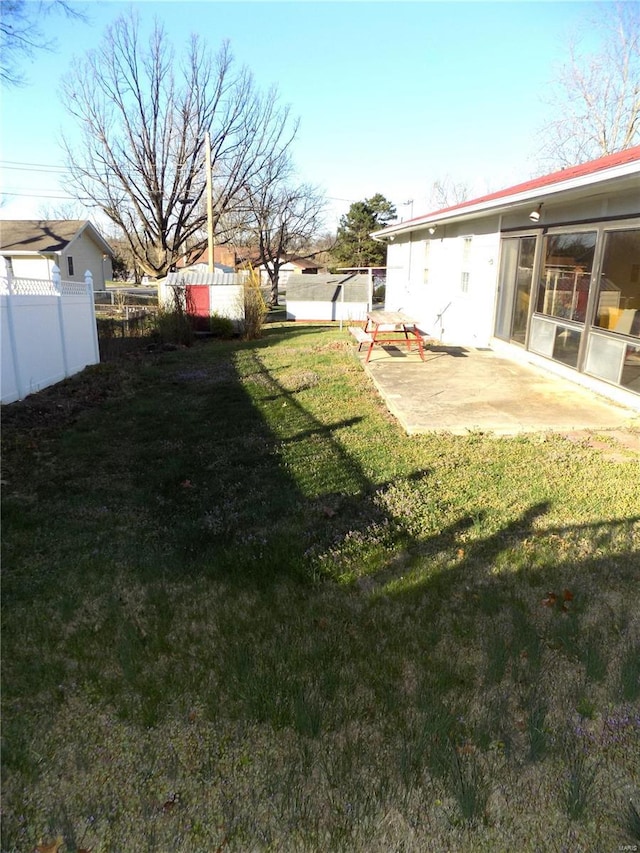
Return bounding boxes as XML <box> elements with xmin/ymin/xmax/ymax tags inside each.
<box><xmin>537</xmin><ymin>1</ymin><xmax>640</xmax><ymax>169</ymax></box>
<box><xmin>61</xmin><ymin>11</ymin><xmax>298</xmax><ymax>278</ymax></box>
<box><xmin>37</xmin><ymin>200</ymin><xmax>87</xmax><ymax>220</ymax></box>
<box><xmin>429</xmin><ymin>176</ymin><xmax>470</xmax><ymax>209</ymax></box>
<box><xmin>237</xmin><ymin>180</ymin><xmax>327</xmax><ymax>306</ymax></box>
<box><xmin>1</xmin><ymin>0</ymin><xmax>86</xmax><ymax>86</ymax></box>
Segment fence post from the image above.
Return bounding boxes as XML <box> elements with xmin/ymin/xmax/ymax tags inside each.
<box><xmin>85</xmin><ymin>270</ymin><xmax>100</xmax><ymax>363</ymax></box>
<box><xmin>0</xmin><ymin>255</ymin><xmax>27</xmax><ymax>402</ymax></box>
<box><xmin>52</xmin><ymin>264</ymin><xmax>70</xmax><ymax>379</ymax></box>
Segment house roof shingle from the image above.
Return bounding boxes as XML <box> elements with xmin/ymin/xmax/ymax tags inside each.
<box><xmin>0</xmin><ymin>220</ymin><xmax>113</xmax><ymax>255</ymax></box>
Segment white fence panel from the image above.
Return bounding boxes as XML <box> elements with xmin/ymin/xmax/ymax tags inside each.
<box><xmin>1</xmin><ymin>261</ymin><xmax>100</xmax><ymax>404</ymax></box>
<box><xmin>5</xmin><ymin>293</ymin><xmax>67</xmax><ymax>398</ymax></box>
<box><xmin>1</xmin><ymin>295</ymin><xmax>21</xmax><ymax>403</ymax></box>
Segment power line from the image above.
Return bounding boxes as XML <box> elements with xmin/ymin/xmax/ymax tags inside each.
<box><xmin>0</xmin><ymin>160</ymin><xmax>70</xmax><ymax>174</ymax></box>
<box><xmin>0</xmin><ymin>164</ymin><xmax>70</xmax><ymax>175</ymax></box>
<box><xmin>1</xmin><ymin>191</ymin><xmax>80</xmax><ymax>200</ymax></box>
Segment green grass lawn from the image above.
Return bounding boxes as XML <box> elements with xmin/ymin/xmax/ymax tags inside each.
<box><xmin>2</xmin><ymin>324</ymin><xmax>639</xmax><ymax>852</ymax></box>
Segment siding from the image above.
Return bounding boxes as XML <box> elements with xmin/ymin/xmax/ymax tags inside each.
<box><xmin>62</xmin><ymin>232</ymin><xmax>109</xmax><ymax>290</ymax></box>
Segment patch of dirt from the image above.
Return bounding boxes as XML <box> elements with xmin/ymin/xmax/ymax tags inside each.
<box><xmin>1</xmin><ymin>362</ymin><xmax>136</xmax><ymax>434</ymax></box>
<box><xmin>563</xmin><ymin>429</ymin><xmax>640</xmax><ymax>462</ymax></box>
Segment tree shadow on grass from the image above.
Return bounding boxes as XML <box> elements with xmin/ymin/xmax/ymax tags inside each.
<box><xmin>2</xmin><ymin>330</ymin><xmax>639</xmax><ymax>847</ymax></box>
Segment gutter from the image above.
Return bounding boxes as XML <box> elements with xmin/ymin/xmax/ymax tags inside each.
<box><xmin>371</xmin><ymin>158</ymin><xmax>640</xmax><ymax>241</ymax></box>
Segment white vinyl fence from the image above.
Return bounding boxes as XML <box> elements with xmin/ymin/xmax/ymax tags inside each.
<box><xmin>1</xmin><ymin>258</ymin><xmax>100</xmax><ymax>404</ymax></box>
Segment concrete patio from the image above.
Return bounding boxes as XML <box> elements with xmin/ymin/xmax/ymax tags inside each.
<box><xmin>360</xmin><ymin>344</ymin><xmax>640</xmax><ymax>438</ymax></box>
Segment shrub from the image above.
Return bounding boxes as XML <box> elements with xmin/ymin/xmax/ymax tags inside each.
<box><xmin>153</xmin><ymin>285</ymin><xmax>195</xmax><ymax>347</ymax></box>
<box><xmin>243</xmin><ymin>265</ymin><xmax>268</xmax><ymax>340</ymax></box>
<box><xmin>209</xmin><ymin>314</ymin><xmax>236</xmax><ymax>339</ymax></box>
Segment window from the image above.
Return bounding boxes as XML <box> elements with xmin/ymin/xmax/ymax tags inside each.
<box><xmin>536</xmin><ymin>232</ymin><xmax>596</xmax><ymax>323</ymax></box>
<box><xmin>423</xmin><ymin>240</ymin><xmax>430</xmax><ymax>285</ymax></box>
<box><xmin>593</xmin><ymin>229</ymin><xmax>640</xmax><ymax>339</ymax></box>
<box><xmin>460</xmin><ymin>236</ymin><xmax>472</xmax><ymax>293</ymax></box>
<box><xmin>67</xmin><ymin>256</ymin><xmax>74</xmax><ymax>276</ymax></box>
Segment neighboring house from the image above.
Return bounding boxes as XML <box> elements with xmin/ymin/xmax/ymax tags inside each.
<box><xmin>252</xmin><ymin>255</ymin><xmax>321</xmax><ymax>287</ymax></box>
<box><xmin>176</xmin><ymin>244</ymin><xmax>238</xmax><ymax>271</ymax></box>
<box><xmin>177</xmin><ymin>261</ymin><xmax>236</xmax><ymax>275</ymax></box>
<box><xmin>373</xmin><ymin>146</ymin><xmax>640</xmax><ymax>409</ymax></box>
<box><xmin>0</xmin><ymin>220</ymin><xmax>114</xmax><ymax>291</ymax></box>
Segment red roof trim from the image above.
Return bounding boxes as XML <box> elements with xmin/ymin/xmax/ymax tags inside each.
<box><xmin>403</xmin><ymin>145</ymin><xmax>640</xmax><ymax>224</ymax></box>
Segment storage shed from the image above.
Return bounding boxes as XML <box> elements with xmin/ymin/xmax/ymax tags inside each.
<box><xmin>285</xmin><ymin>273</ymin><xmax>371</xmax><ymax>322</ymax></box>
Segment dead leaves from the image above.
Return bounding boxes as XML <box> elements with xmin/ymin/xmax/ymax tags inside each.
<box><xmin>36</xmin><ymin>836</ymin><xmax>92</xmax><ymax>853</ymax></box>
<box><xmin>542</xmin><ymin>588</ymin><xmax>574</xmax><ymax>612</ymax></box>
<box><xmin>160</xmin><ymin>792</ymin><xmax>181</xmax><ymax>814</ymax></box>
<box><xmin>35</xmin><ymin>840</ymin><xmax>64</xmax><ymax>853</ymax></box>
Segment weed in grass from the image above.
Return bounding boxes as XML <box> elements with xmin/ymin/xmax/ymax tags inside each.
<box><xmin>510</xmin><ymin>608</ymin><xmax>543</xmax><ymax>684</ymax></box>
<box><xmin>397</xmin><ymin>718</ymin><xmax>431</xmax><ymax>791</ymax></box>
<box><xmin>526</xmin><ymin>689</ymin><xmax>550</xmax><ymax>761</ymax></box>
<box><xmin>481</xmin><ymin>691</ymin><xmax>516</xmax><ymax>758</ymax></box>
<box><xmin>575</xmin><ymin>695</ymin><xmax>597</xmax><ymax>719</ymax></box>
<box><xmin>420</xmin><ymin>702</ymin><xmax>460</xmax><ymax>782</ymax></box>
<box><xmin>484</xmin><ymin>621</ymin><xmax>510</xmax><ymax>685</ymax></box>
<box><xmin>625</xmin><ymin>799</ymin><xmax>640</xmax><ymax>842</ymax></box>
<box><xmin>448</xmin><ymin>747</ymin><xmax>490</xmax><ymax>825</ymax></box>
<box><xmin>561</xmin><ymin>726</ymin><xmax>600</xmax><ymax>821</ymax></box>
<box><xmin>548</xmin><ymin>608</ymin><xmax>582</xmax><ymax>662</ymax></box>
<box><xmin>620</xmin><ymin>642</ymin><xmax>640</xmax><ymax>702</ymax></box>
<box><xmin>292</xmin><ymin>684</ymin><xmax>324</xmax><ymax>738</ymax></box>
<box><xmin>581</xmin><ymin>629</ymin><xmax>608</xmax><ymax>683</ymax></box>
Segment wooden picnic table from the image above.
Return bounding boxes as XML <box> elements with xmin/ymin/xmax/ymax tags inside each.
<box><xmin>349</xmin><ymin>311</ymin><xmax>427</xmax><ymax>363</ymax></box>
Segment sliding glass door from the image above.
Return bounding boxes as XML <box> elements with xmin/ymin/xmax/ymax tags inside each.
<box><xmin>530</xmin><ymin>231</ymin><xmax>596</xmax><ymax>369</ymax></box>
<box><xmin>495</xmin><ymin>221</ymin><xmax>639</xmax><ymax>398</ymax></box>
<box><xmin>495</xmin><ymin>236</ymin><xmax>536</xmax><ymax>344</ymax></box>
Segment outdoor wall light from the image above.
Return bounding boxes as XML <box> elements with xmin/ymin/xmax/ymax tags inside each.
<box><xmin>529</xmin><ymin>203</ymin><xmax>543</xmax><ymax>222</ymax></box>
<box><xmin>428</xmin><ymin>225</ymin><xmax>437</xmax><ymax>235</ymax></box>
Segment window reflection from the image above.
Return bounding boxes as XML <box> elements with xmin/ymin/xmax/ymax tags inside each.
<box><xmin>552</xmin><ymin>326</ymin><xmax>581</xmax><ymax>368</ymax></box>
<box><xmin>536</xmin><ymin>232</ymin><xmax>596</xmax><ymax>323</ymax></box>
<box><xmin>621</xmin><ymin>344</ymin><xmax>640</xmax><ymax>392</ymax></box>
<box><xmin>594</xmin><ymin>229</ymin><xmax>640</xmax><ymax>339</ymax></box>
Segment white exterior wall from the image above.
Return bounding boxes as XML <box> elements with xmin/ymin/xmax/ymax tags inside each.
<box><xmin>8</xmin><ymin>255</ymin><xmax>56</xmax><ymax>279</ymax></box>
<box><xmin>384</xmin><ymin>224</ymin><xmax>501</xmax><ymax>346</ymax></box>
<box><xmin>286</xmin><ymin>300</ymin><xmax>369</xmax><ymax>322</ymax></box>
<box><xmin>62</xmin><ymin>234</ymin><xmax>109</xmax><ymax>290</ymax></box>
<box><xmin>209</xmin><ymin>285</ymin><xmax>245</xmax><ymax>322</ymax></box>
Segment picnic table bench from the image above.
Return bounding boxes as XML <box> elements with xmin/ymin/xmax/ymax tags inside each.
<box><xmin>349</xmin><ymin>312</ymin><xmax>431</xmax><ymax>363</ymax></box>
<box><xmin>348</xmin><ymin>325</ymin><xmax>373</xmax><ymax>348</ymax></box>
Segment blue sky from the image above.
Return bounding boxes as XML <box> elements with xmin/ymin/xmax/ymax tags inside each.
<box><xmin>0</xmin><ymin>0</ymin><xmax>609</xmax><ymax>230</ymax></box>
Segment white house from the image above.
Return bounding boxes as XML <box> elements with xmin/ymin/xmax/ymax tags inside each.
<box><xmin>0</xmin><ymin>220</ymin><xmax>114</xmax><ymax>291</ymax></box>
<box><xmin>255</xmin><ymin>255</ymin><xmax>321</xmax><ymax>287</ymax></box>
<box><xmin>373</xmin><ymin>146</ymin><xmax>640</xmax><ymax>409</ymax></box>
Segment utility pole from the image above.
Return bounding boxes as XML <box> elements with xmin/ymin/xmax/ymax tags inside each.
<box><xmin>205</xmin><ymin>131</ymin><xmax>214</xmax><ymax>273</ymax></box>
